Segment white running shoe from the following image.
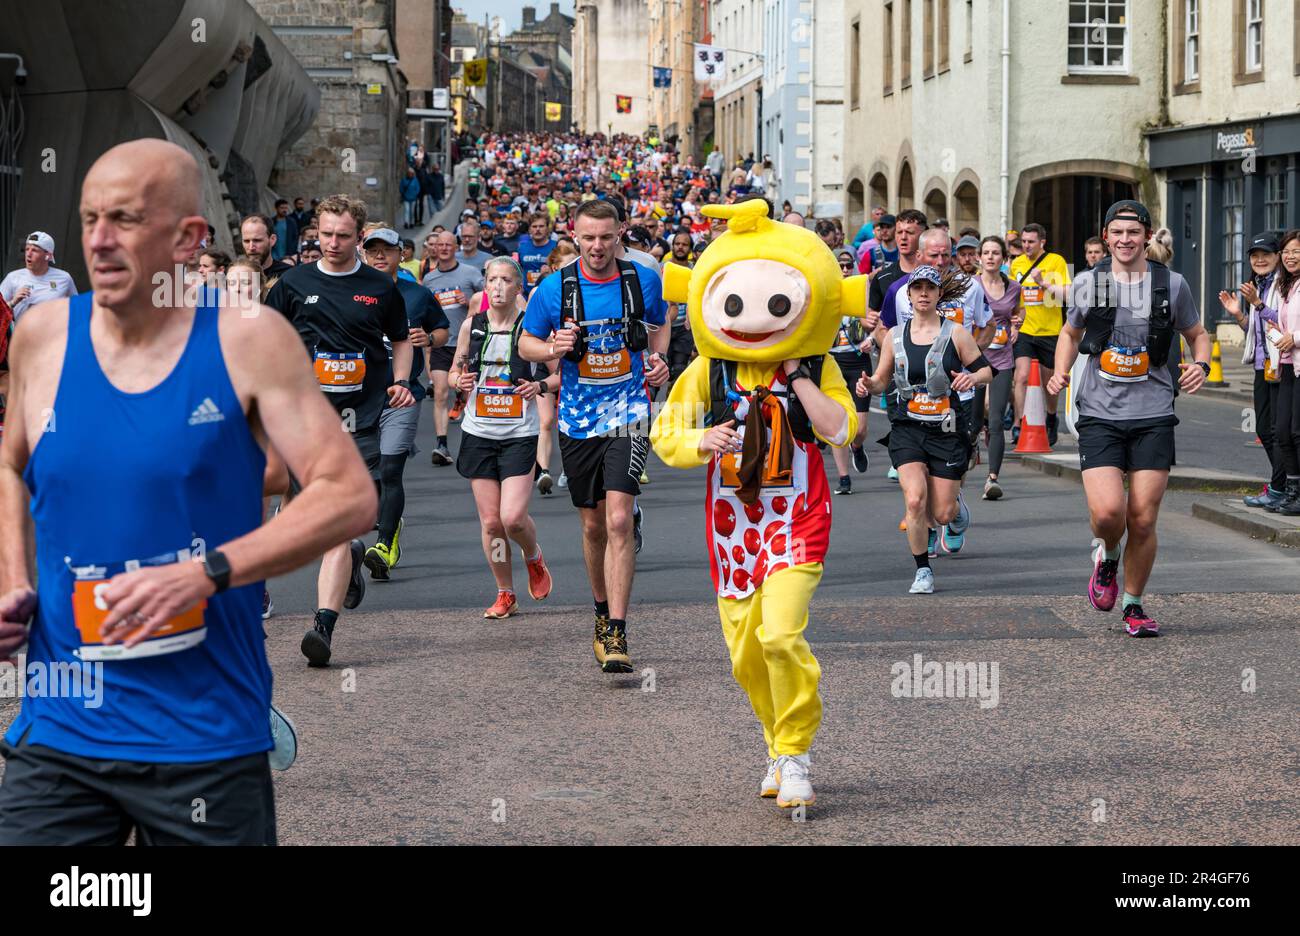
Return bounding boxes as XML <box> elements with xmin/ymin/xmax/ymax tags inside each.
<box><xmin>557</xmin><ymin>472</ymin><xmax>569</xmax><ymax>489</ymax></box>
<box><xmin>760</xmin><ymin>758</ymin><xmax>780</xmax><ymax>798</ymax></box>
<box><xmin>887</xmin><ymin>466</ymin><xmax>899</xmax><ymax>482</ymax></box>
<box><xmin>775</xmin><ymin>753</ymin><xmax>814</xmax><ymax>808</ymax></box>
<box><xmin>909</xmin><ymin>567</ymin><xmax>935</xmax><ymax>594</ymax></box>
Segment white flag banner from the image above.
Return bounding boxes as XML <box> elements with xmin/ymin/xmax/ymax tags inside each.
<box><xmin>693</xmin><ymin>43</ymin><xmax>726</xmax><ymax>83</ymax></box>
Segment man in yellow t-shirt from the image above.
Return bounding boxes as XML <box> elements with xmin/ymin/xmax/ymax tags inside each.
<box><xmin>1009</xmin><ymin>222</ymin><xmax>1072</xmax><ymax>444</ymax></box>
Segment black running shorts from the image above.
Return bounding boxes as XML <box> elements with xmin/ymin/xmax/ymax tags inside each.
<box><xmin>1012</xmin><ymin>333</ymin><xmax>1058</xmax><ymax>370</ymax></box>
<box><xmin>427</xmin><ymin>346</ymin><xmax>454</xmax><ymax>372</ymax></box>
<box><xmin>456</xmin><ymin>431</ymin><xmax>538</xmax><ymax>481</ymax></box>
<box><xmin>834</xmin><ymin>351</ymin><xmax>873</xmax><ymax>413</ymax></box>
<box><xmin>887</xmin><ymin>420</ymin><xmax>971</xmax><ymax>481</ymax></box>
<box><xmin>559</xmin><ymin>431</ymin><xmax>647</xmax><ymax>508</ymax></box>
<box><xmin>1077</xmin><ymin>414</ymin><xmax>1177</xmax><ymax>473</ymax></box>
<box><xmin>0</xmin><ymin>736</ymin><xmax>276</xmax><ymax>845</ymax></box>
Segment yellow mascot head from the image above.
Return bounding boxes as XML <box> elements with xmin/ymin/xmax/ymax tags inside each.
<box><xmin>661</xmin><ymin>199</ymin><xmax>868</xmax><ymax>363</ymax></box>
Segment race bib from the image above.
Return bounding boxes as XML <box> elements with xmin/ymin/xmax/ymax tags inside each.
<box><xmin>1021</xmin><ymin>284</ymin><xmax>1044</xmax><ymax>306</ymax></box>
<box><xmin>938</xmin><ymin>302</ymin><xmax>965</xmax><ymax>326</ymax></box>
<box><xmin>578</xmin><ymin>348</ymin><xmax>633</xmax><ymax>385</ymax></box>
<box><xmin>526</xmin><ymin>269</ymin><xmax>541</xmax><ymax>286</ymax></box>
<box><xmin>717</xmin><ymin>441</ymin><xmax>794</xmax><ymax>491</ymax></box>
<box><xmin>906</xmin><ymin>390</ymin><xmax>951</xmax><ymax>422</ymax></box>
<box><xmin>1098</xmin><ymin>344</ymin><xmax>1149</xmax><ymax>383</ymax></box>
<box><xmin>435</xmin><ymin>288</ymin><xmax>466</xmax><ymax>308</ymax></box>
<box><xmin>70</xmin><ymin>557</ymin><xmax>207</xmax><ymax>662</ymax></box>
<box><xmin>989</xmin><ymin>323</ymin><xmax>1010</xmax><ymax>350</ymax></box>
<box><xmin>314</xmin><ymin>351</ymin><xmax>366</xmax><ymax>393</ymax></box>
<box><xmin>474</xmin><ymin>386</ymin><xmax>524</xmax><ymax>420</ymax></box>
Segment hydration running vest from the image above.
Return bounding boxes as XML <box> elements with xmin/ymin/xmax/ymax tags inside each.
<box><xmin>706</xmin><ymin>356</ymin><xmax>824</xmax><ymax>444</ymax></box>
<box><xmin>893</xmin><ymin>318</ymin><xmax>956</xmax><ymax>400</ymax></box>
<box><xmin>465</xmin><ymin>310</ymin><xmax>533</xmax><ymax>385</ymax></box>
<box><xmin>1078</xmin><ymin>257</ymin><xmax>1174</xmax><ymax>367</ymax></box>
<box><xmin>559</xmin><ymin>259</ymin><xmax>648</xmax><ymax>363</ymax></box>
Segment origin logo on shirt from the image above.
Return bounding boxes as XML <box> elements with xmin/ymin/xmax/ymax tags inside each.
<box><xmin>188</xmin><ymin>398</ymin><xmax>225</xmax><ymax>426</ymax></box>
<box><xmin>353</xmin><ymin>294</ymin><xmax>379</xmax><ymax>306</ymax></box>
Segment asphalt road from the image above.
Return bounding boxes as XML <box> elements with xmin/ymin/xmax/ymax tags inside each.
<box><xmin>3</xmin><ymin>390</ymin><xmax>1297</xmax><ymax>845</ymax></box>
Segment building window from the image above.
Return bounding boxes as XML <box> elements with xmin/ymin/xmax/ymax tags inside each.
<box><xmin>964</xmin><ymin>0</ymin><xmax>973</xmax><ymax>63</ymax></box>
<box><xmin>901</xmin><ymin>0</ymin><xmax>913</xmax><ymax>88</ymax></box>
<box><xmin>851</xmin><ymin>19</ymin><xmax>861</xmax><ymax>108</ymax></box>
<box><xmin>1222</xmin><ymin>173</ymin><xmax>1245</xmax><ymax>292</ymax></box>
<box><xmin>884</xmin><ymin>1</ymin><xmax>895</xmax><ymax>94</ymax></box>
<box><xmin>1246</xmin><ymin>0</ymin><xmax>1263</xmax><ymax>71</ymax></box>
<box><xmin>1235</xmin><ymin>0</ymin><xmax>1264</xmax><ymax>80</ymax></box>
<box><xmin>939</xmin><ymin>0</ymin><xmax>950</xmax><ymax>71</ymax></box>
<box><xmin>924</xmin><ymin>0</ymin><xmax>934</xmax><ymax>78</ymax></box>
<box><xmin>1068</xmin><ymin>0</ymin><xmax>1129</xmax><ymax>74</ymax></box>
<box><xmin>1265</xmin><ymin>163</ymin><xmax>1288</xmax><ymax>232</ymax></box>
<box><xmin>1185</xmin><ymin>0</ymin><xmax>1199</xmax><ymax>81</ymax></box>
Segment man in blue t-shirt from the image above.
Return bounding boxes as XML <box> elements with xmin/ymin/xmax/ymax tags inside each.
<box><xmin>516</xmin><ymin>213</ymin><xmax>559</xmax><ymax>296</ymax></box>
<box><xmin>519</xmin><ymin>199</ymin><xmax>669</xmax><ymax>676</ymax></box>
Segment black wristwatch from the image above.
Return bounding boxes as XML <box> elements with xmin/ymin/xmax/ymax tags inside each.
<box><xmin>1195</xmin><ymin>361</ymin><xmax>1211</xmax><ymax>376</ymax></box>
<box><xmin>787</xmin><ymin>363</ymin><xmax>815</xmax><ymax>386</ymax></box>
<box><xmin>202</xmin><ymin>550</ymin><xmax>232</xmax><ymax>594</ymax></box>
<box><xmin>395</xmin><ymin>379</ymin><xmax>413</xmax><ymax>390</ymax></box>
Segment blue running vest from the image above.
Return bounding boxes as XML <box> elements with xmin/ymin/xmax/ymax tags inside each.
<box><xmin>8</xmin><ymin>293</ymin><xmax>271</xmax><ymax>762</ymax></box>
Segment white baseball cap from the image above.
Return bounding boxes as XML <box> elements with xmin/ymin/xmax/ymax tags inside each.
<box><xmin>26</xmin><ymin>231</ymin><xmax>55</xmax><ymax>260</ymax></box>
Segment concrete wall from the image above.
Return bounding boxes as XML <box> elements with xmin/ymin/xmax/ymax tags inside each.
<box><xmin>841</xmin><ymin>0</ymin><xmax>1164</xmax><ymax>238</ymax></box>
<box><xmin>252</xmin><ymin>0</ymin><xmax>408</xmax><ymax>227</ymax></box>
<box><xmin>713</xmin><ymin>0</ymin><xmax>764</xmax><ymax>164</ymax></box>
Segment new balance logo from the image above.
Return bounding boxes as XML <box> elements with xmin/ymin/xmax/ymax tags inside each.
<box><xmin>304</xmin><ymin>295</ymin><xmax>320</xmax><ymax>304</ymax></box>
<box><xmin>188</xmin><ymin>398</ymin><xmax>225</xmax><ymax>426</ymax></box>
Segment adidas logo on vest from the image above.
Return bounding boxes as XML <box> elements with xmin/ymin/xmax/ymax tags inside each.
<box><xmin>188</xmin><ymin>398</ymin><xmax>225</xmax><ymax>426</ymax></box>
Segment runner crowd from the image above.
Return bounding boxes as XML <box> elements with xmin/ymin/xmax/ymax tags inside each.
<box><xmin>0</xmin><ymin>127</ymin><xmax>1244</xmax><ymax>840</ymax></box>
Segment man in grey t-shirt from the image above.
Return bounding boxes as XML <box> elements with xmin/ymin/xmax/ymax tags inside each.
<box><xmin>422</xmin><ymin>231</ymin><xmax>485</xmax><ymax>465</ymax></box>
<box><xmin>1049</xmin><ymin>199</ymin><xmax>1212</xmax><ymax>639</ymax></box>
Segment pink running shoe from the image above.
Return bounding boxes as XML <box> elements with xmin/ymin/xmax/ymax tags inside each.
<box><xmin>1122</xmin><ymin>603</ymin><xmax>1160</xmax><ymax>638</ymax></box>
<box><xmin>1088</xmin><ymin>546</ymin><xmax>1119</xmax><ymax>612</ymax></box>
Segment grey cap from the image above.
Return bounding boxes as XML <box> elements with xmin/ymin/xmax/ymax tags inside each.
<box><xmin>362</xmin><ymin>228</ymin><xmax>401</xmax><ymax>248</ymax></box>
<box><xmin>955</xmin><ymin>235</ymin><xmax>982</xmax><ymax>251</ymax></box>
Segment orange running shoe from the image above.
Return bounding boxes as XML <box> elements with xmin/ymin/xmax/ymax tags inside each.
<box><xmin>484</xmin><ymin>590</ymin><xmax>517</xmax><ymax>619</ymax></box>
<box><xmin>448</xmin><ymin>390</ymin><xmax>467</xmax><ymax>421</ymax></box>
<box><xmin>899</xmin><ymin>517</ymin><xmax>907</xmax><ymax>531</ymax></box>
<box><xmin>526</xmin><ymin>550</ymin><xmax>552</xmax><ymax>601</ymax></box>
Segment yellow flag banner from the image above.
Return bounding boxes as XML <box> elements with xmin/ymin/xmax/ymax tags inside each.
<box><xmin>463</xmin><ymin>59</ymin><xmax>488</xmax><ymax>86</ymax></box>
<box><xmin>545</xmin><ymin>102</ymin><xmax>562</xmax><ymax>122</ymax></box>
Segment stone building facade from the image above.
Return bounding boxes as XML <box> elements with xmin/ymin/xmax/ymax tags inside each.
<box><xmin>251</xmin><ymin>0</ymin><xmax>408</xmax><ymax>227</ymax></box>
<box><xmin>573</xmin><ymin>0</ymin><xmax>650</xmax><ymax>136</ymax></box>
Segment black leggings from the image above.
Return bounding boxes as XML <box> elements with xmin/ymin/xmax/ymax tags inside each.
<box><xmin>1254</xmin><ymin>369</ymin><xmax>1286</xmax><ymax>489</ymax></box>
<box><xmin>378</xmin><ymin>453</ymin><xmax>408</xmax><ymax>541</ymax></box>
<box><xmin>986</xmin><ymin>367</ymin><xmax>1014</xmax><ymax>476</ymax></box>
<box><xmin>1276</xmin><ymin>366</ymin><xmax>1300</xmax><ymax>478</ymax></box>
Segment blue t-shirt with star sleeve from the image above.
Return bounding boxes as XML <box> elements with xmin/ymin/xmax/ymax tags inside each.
<box><xmin>523</xmin><ymin>260</ymin><xmax>667</xmax><ymax>438</ymax></box>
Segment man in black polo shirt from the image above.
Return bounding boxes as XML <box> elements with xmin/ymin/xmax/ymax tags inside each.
<box><xmin>266</xmin><ymin>194</ymin><xmax>414</xmax><ymax>666</ymax></box>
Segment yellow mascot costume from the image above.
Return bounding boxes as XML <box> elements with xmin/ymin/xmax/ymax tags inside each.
<box><xmin>650</xmin><ymin>199</ymin><xmax>867</xmax><ymax>809</ymax></box>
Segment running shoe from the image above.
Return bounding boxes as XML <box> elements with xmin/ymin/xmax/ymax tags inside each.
<box><xmin>968</xmin><ymin>440</ymin><xmax>981</xmax><ymax>471</ymax></box>
<box><xmin>1244</xmin><ymin>485</ymin><xmax>1287</xmax><ymax>509</ymax></box>
<box><xmin>557</xmin><ymin>471</ymin><xmax>568</xmax><ymax>489</ymax></box>
<box><xmin>887</xmin><ymin>466</ymin><xmax>899</xmax><ymax>482</ymax></box>
<box><xmin>364</xmin><ymin>542</ymin><xmax>392</xmax><ymax>581</ymax></box>
<box><xmin>1088</xmin><ymin>545</ymin><xmax>1120</xmax><ymax>612</ymax></box>
<box><xmin>760</xmin><ymin>758</ymin><xmax>780</xmax><ymax>798</ymax></box>
<box><xmin>909</xmin><ymin>567</ymin><xmax>935</xmax><ymax>594</ymax></box>
<box><xmin>389</xmin><ymin>518</ymin><xmax>404</xmax><ymax>568</ymax></box>
<box><xmin>982</xmin><ymin>477</ymin><xmax>1003</xmax><ymax>501</ymax></box>
<box><xmin>261</xmin><ymin>587</ymin><xmax>274</xmax><ymax>620</ymax></box>
<box><xmin>1046</xmin><ymin>413</ymin><xmax>1059</xmax><ymax>448</ymax></box>
<box><xmin>301</xmin><ymin>611</ymin><xmax>334</xmax><ymax>667</ymax></box>
<box><xmin>484</xmin><ymin>590</ymin><xmax>518</xmax><ymax>619</ymax></box>
<box><xmin>939</xmin><ymin>524</ymin><xmax>966</xmax><ymax>554</ymax></box>
<box><xmin>1243</xmin><ymin>484</ymin><xmax>1271</xmax><ymax>507</ymax></box>
<box><xmin>775</xmin><ymin>753</ymin><xmax>814</xmax><ymax>808</ymax></box>
<box><xmin>851</xmin><ymin>445</ymin><xmax>869</xmax><ymax>474</ymax></box>
<box><xmin>926</xmin><ymin>528</ymin><xmax>938</xmax><ymax>559</ymax></box>
<box><xmin>536</xmin><ymin>470</ymin><xmax>554</xmax><ymax>496</ymax></box>
<box><xmin>526</xmin><ymin>550</ymin><xmax>552</xmax><ymax>600</ymax></box>
<box><xmin>632</xmin><ymin>504</ymin><xmax>644</xmax><ymax>554</ymax></box>
<box><xmin>1122</xmin><ymin>603</ymin><xmax>1160</xmax><ymax>638</ymax></box>
<box><xmin>448</xmin><ymin>391</ymin><xmax>466</xmax><ymax>422</ymax></box>
<box><xmin>594</xmin><ymin>618</ymin><xmax>633</xmax><ymax>673</ymax></box>
<box><xmin>835</xmin><ymin>476</ymin><xmax>852</xmax><ymax>496</ymax></box>
<box><xmin>1012</xmin><ymin>424</ymin><xmax>1021</xmax><ymax>445</ymax></box>
<box><xmin>639</xmin><ymin>468</ymin><xmax>650</xmax><ymax>485</ymax></box>
<box><xmin>899</xmin><ymin>517</ymin><xmax>907</xmax><ymax>531</ymax></box>
<box><xmin>948</xmin><ymin>491</ymin><xmax>970</xmax><ymax>535</ymax></box>
<box><xmin>430</xmin><ymin>443</ymin><xmax>452</xmax><ymax>466</ymax></box>
<box><xmin>268</xmin><ymin>704</ymin><xmax>298</xmax><ymax>772</ymax></box>
<box><xmin>344</xmin><ymin>538</ymin><xmax>366</xmax><ymax>609</ymax></box>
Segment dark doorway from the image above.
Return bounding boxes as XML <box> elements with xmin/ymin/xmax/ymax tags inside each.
<box><xmin>1026</xmin><ymin>175</ymin><xmax>1136</xmax><ymax>272</ymax></box>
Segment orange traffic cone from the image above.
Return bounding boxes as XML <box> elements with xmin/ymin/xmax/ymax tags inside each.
<box><xmin>1015</xmin><ymin>361</ymin><xmax>1052</xmax><ymax>453</ymax></box>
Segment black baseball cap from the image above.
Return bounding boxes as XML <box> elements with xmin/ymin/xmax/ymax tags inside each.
<box><xmin>1103</xmin><ymin>199</ymin><xmax>1152</xmax><ymax>228</ymax></box>
<box><xmin>1248</xmin><ymin>232</ymin><xmax>1280</xmax><ymax>254</ymax></box>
